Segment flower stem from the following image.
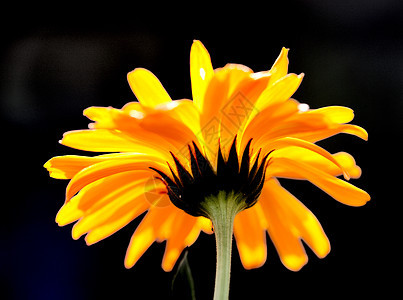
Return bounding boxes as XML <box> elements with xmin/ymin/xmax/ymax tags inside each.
<box><xmin>201</xmin><ymin>191</ymin><xmax>244</xmax><ymax>300</ymax></box>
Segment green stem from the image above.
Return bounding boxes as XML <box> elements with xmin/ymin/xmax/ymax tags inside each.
<box><xmin>201</xmin><ymin>191</ymin><xmax>244</xmax><ymax>300</ymax></box>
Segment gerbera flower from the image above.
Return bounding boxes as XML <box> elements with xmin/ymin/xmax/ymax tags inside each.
<box><xmin>45</xmin><ymin>40</ymin><xmax>369</xmax><ymax>298</ymax></box>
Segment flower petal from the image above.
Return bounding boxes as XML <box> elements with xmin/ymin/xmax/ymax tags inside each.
<box><xmin>124</xmin><ymin>205</ymin><xmax>178</xmax><ymax>269</ymax></box>
<box><xmin>268</xmin><ymin>47</ymin><xmax>289</xmax><ymax>84</ymax></box>
<box><xmin>61</xmin><ymin>129</ymin><xmax>166</xmax><ymax>154</ymax></box>
<box><xmin>258</xmin><ymin>188</ymin><xmax>308</xmax><ymax>271</ymax></box>
<box><xmin>260</xmin><ymin>179</ymin><xmax>330</xmax><ymax>266</ymax></box>
<box><xmin>253</xmin><ymin>73</ymin><xmax>304</xmax><ymax>113</ymax></box>
<box><xmin>56</xmin><ymin>170</ymin><xmax>153</xmax><ymax>226</ymax></box>
<box><xmin>127</xmin><ymin>68</ymin><xmax>172</xmax><ymax>108</ymax></box>
<box><xmin>190</xmin><ymin>40</ymin><xmax>214</xmax><ymax>112</ymax></box>
<box><xmin>306</xmin><ymin>106</ymin><xmax>355</xmax><ymax>124</ymax></box>
<box><xmin>85</xmin><ymin>197</ymin><xmax>170</xmax><ymax>246</ymax></box>
<box><xmin>268</xmin><ymin>149</ymin><xmax>361</xmax><ymax>179</ymax></box>
<box><xmin>265</xmin><ymin>137</ymin><xmax>350</xmax><ymax>179</ymax></box>
<box><xmin>269</xmin><ymin>158</ymin><xmax>370</xmax><ymax>206</ymax></box>
<box><xmin>233</xmin><ymin>205</ymin><xmax>267</xmax><ymax>269</ymax></box>
<box><xmin>65</xmin><ymin>155</ymin><xmax>169</xmax><ymax>202</ymax></box>
<box><xmin>75</xmin><ymin>172</ymin><xmax>167</xmax><ymax>242</ymax></box>
<box><xmin>161</xmin><ymin>212</ymin><xmax>200</xmax><ymax>272</ymax></box>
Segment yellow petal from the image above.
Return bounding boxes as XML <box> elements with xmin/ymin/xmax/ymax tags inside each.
<box><xmin>258</xmin><ymin>190</ymin><xmax>308</xmax><ymax>271</ymax></box>
<box><xmin>269</xmin><ymin>47</ymin><xmax>289</xmax><ymax>84</ymax></box>
<box><xmin>263</xmin><ymin>179</ymin><xmax>330</xmax><ymax>259</ymax></box>
<box><xmin>124</xmin><ymin>205</ymin><xmax>177</xmax><ymax>269</ymax></box>
<box><xmin>85</xmin><ymin>197</ymin><xmax>170</xmax><ymax>245</ymax></box>
<box><xmin>61</xmin><ymin>129</ymin><xmax>142</xmax><ymax>153</ymax></box>
<box><xmin>161</xmin><ymin>212</ymin><xmax>200</xmax><ymax>272</ymax></box>
<box><xmin>190</xmin><ymin>40</ymin><xmax>214</xmax><ymax>112</ymax></box>
<box><xmin>265</xmin><ymin>137</ymin><xmax>350</xmax><ymax>179</ymax></box>
<box><xmin>127</xmin><ymin>68</ymin><xmax>172</xmax><ymax>108</ymax></box>
<box><xmin>199</xmin><ymin>66</ymin><xmax>253</xmax><ymax>163</ymax></box>
<box><xmin>270</xmin><ymin>158</ymin><xmax>370</xmax><ymax>206</ymax></box>
<box><xmin>197</xmin><ymin>216</ymin><xmax>213</xmax><ymax>234</ymax></box>
<box><xmin>71</xmin><ymin>176</ymin><xmax>152</xmax><ymax>240</ymax></box>
<box><xmin>44</xmin><ymin>155</ymin><xmax>97</xmax><ymax>179</ymax></box>
<box><xmin>268</xmin><ymin>148</ymin><xmax>362</xmax><ymax>179</ymax></box>
<box><xmin>55</xmin><ymin>197</ymin><xmax>84</xmax><ymax>226</ymax></box>
<box><xmin>240</xmin><ymin>99</ymin><xmax>300</xmax><ymax>150</ymax></box>
<box><xmin>56</xmin><ymin>170</ymin><xmax>152</xmax><ymax>226</ymax></box>
<box><xmin>65</xmin><ymin>155</ymin><xmax>169</xmax><ymax>202</ymax></box>
<box><xmin>253</xmin><ymin>73</ymin><xmax>304</xmax><ymax>114</ymax></box>
<box><xmin>233</xmin><ymin>206</ymin><xmax>267</xmax><ymax>269</ymax></box>
<box><xmin>306</xmin><ymin>106</ymin><xmax>355</xmax><ymax>124</ymax></box>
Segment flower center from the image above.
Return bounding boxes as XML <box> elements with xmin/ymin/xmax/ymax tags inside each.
<box><xmin>151</xmin><ymin>138</ymin><xmax>271</xmax><ymax>218</ymax></box>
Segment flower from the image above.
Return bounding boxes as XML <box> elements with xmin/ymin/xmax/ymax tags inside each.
<box><xmin>44</xmin><ymin>40</ymin><xmax>370</xmax><ymax>273</ymax></box>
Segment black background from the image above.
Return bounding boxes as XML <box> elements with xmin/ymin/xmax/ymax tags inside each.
<box><xmin>1</xmin><ymin>1</ymin><xmax>401</xmax><ymax>299</ymax></box>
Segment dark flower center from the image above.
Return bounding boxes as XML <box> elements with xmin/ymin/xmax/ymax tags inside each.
<box><xmin>150</xmin><ymin>137</ymin><xmax>272</xmax><ymax>218</ymax></box>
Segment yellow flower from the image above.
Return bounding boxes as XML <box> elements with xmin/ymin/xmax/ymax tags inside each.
<box><xmin>44</xmin><ymin>40</ymin><xmax>370</xmax><ymax>273</ymax></box>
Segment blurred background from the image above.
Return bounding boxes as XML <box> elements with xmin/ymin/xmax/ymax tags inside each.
<box><xmin>1</xmin><ymin>1</ymin><xmax>401</xmax><ymax>299</ymax></box>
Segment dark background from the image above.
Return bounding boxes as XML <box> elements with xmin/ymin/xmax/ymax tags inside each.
<box><xmin>1</xmin><ymin>1</ymin><xmax>401</xmax><ymax>299</ymax></box>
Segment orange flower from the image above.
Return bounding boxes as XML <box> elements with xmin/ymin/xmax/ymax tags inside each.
<box><xmin>44</xmin><ymin>40</ymin><xmax>370</xmax><ymax>273</ymax></box>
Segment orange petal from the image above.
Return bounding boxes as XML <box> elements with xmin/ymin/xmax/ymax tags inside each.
<box><xmin>44</xmin><ymin>155</ymin><xmax>100</xmax><ymax>179</ymax></box>
<box><xmin>240</xmin><ymin>99</ymin><xmax>300</xmax><ymax>149</ymax></box>
<box><xmin>265</xmin><ymin>137</ymin><xmax>350</xmax><ymax>179</ymax></box>
<box><xmin>161</xmin><ymin>212</ymin><xmax>200</xmax><ymax>272</ymax></box>
<box><xmin>253</xmin><ymin>73</ymin><xmax>304</xmax><ymax>114</ymax></box>
<box><xmin>258</xmin><ymin>188</ymin><xmax>308</xmax><ymax>271</ymax></box>
<box><xmin>127</xmin><ymin>68</ymin><xmax>172</xmax><ymax>108</ymax></box>
<box><xmin>65</xmin><ymin>155</ymin><xmax>169</xmax><ymax>202</ymax></box>
<box><xmin>268</xmin><ymin>148</ymin><xmax>362</xmax><ymax>179</ymax></box>
<box><xmin>190</xmin><ymin>40</ymin><xmax>214</xmax><ymax>112</ymax></box>
<box><xmin>306</xmin><ymin>106</ymin><xmax>355</xmax><ymax>124</ymax></box>
<box><xmin>270</xmin><ymin>158</ymin><xmax>370</xmax><ymax>206</ymax></box>
<box><xmin>262</xmin><ymin>179</ymin><xmax>330</xmax><ymax>259</ymax></box>
<box><xmin>56</xmin><ymin>170</ymin><xmax>152</xmax><ymax>226</ymax></box>
<box><xmin>124</xmin><ymin>205</ymin><xmax>177</xmax><ymax>269</ymax></box>
<box><xmin>71</xmin><ymin>175</ymin><xmax>156</xmax><ymax>240</ymax></box>
<box><xmin>233</xmin><ymin>206</ymin><xmax>267</xmax><ymax>269</ymax></box>
<box><xmin>84</xmin><ymin>194</ymin><xmax>170</xmax><ymax>245</ymax></box>
<box><xmin>155</xmin><ymin>99</ymin><xmax>202</xmax><ymax>138</ymax></box>
<box><xmin>61</xmin><ymin>129</ymin><xmax>154</xmax><ymax>153</ymax></box>
<box><xmin>268</xmin><ymin>47</ymin><xmax>289</xmax><ymax>84</ymax></box>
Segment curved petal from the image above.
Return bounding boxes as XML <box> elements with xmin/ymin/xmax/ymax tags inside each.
<box><xmin>71</xmin><ymin>177</ymin><xmax>152</xmax><ymax>240</ymax></box>
<box><xmin>61</xmin><ymin>129</ymin><xmax>174</xmax><ymax>157</ymax></box>
<box><xmin>305</xmin><ymin>106</ymin><xmax>355</xmax><ymax>124</ymax></box>
<box><xmin>161</xmin><ymin>212</ymin><xmax>200</xmax><ymax>272</ymax></box>
<box><xmin>127</xmin><ymin>68</ymin><xmax>172</xmax><ymax>108</ymax></box>
<box><xmin>56</xmin><ymin>170</ymin><xmax>154</xmax><ymax>226</ymax></box>
<box><xmin>85</xmin><ymin>195</ymin><xmax>170</xmax><ymax>246</ymax></box>
<box><xmin>263</xmin><ymin>137</ymin><xmax>350</xmax><ymax>179</ymax></box>
<box><xmin>269</xmin><ymin>158</ymin><xmax>370</xmax><ymax>206</ymax></box>
<box><xmin>298</xmin><ymin>124</ymin><xmax>368</xmax><ymax>142</ymax></box>
<box><xmin>44</xmin><ymin>153</ymin><xmax>164</xmax><ymax>179</ymax></box>
<box><xmin>253</xmin><ymin>73</ymin><xmax>304</xmax><ymax>115</ymax></box>
<box><xmin>240</xmin><ymin>99</ymin><xmax>300</xmax><ymax>150</ymax></box>
<box><xmin>190</xmin><ymin>40</ymin><xmax>214</xmax><ymax>112</ymax></box>
<box><xmin>44</xmin><ymin>155</ymin><xmax>101</xmax><ymax>179</ymax></box>
<box><xmin>65</xmin><ymin>155</ymin><xmax>169</xmax><ymax>202</ymax></box>
<box><xmin>268</xmin><ymin>47</ymin><xmax>289</xmax><ymax>84</ymax></box>
<box><xmin>259</xmin><ymin>179</ymin><xmax>330</xmax><ymax>270</ymax></box>
<box><xmin>234</xmin><ymin>205</ymin><xmax>267</xmax><ymax>269</ymax></box>
<box><xmin>155</xmin><ymin>99</ymin><xmax>202</xmax><ymax>138</ymax></box>
<box><xmin>199</xmin><ymin>66</ymin><xmax>255</xmax><ymax>163</ymax></box>
<box><xmin>258</xmin><ymin>186</ymin><xmax>308</xmax><ymax>271</ymax></box>
<box><xmin>124</xmin><ymin>204</ymin><xmax>178</xmax><ymax>269</ymax></box>
<box><xmin>268</xmin><ymin>149</ymin><xmax>361</xmax><ymax>179</ymax></box>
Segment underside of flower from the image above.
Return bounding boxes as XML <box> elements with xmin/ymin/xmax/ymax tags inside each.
<box><xmin>151</xmin><ymin>137</ymin><xmax>271</xmax><ymax>218</ymax></box>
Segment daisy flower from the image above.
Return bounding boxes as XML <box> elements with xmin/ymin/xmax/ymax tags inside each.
<box><xmin>45</xmin><ymin>40</ymin><xmax>369</xmax><ymax>299</ymax></box>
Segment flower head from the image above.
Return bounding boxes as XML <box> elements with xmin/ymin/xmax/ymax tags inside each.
<box><xmin>44</xmin><ymin>40</ymin><xmax>369</xmax><ymax>272</ymax></box>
